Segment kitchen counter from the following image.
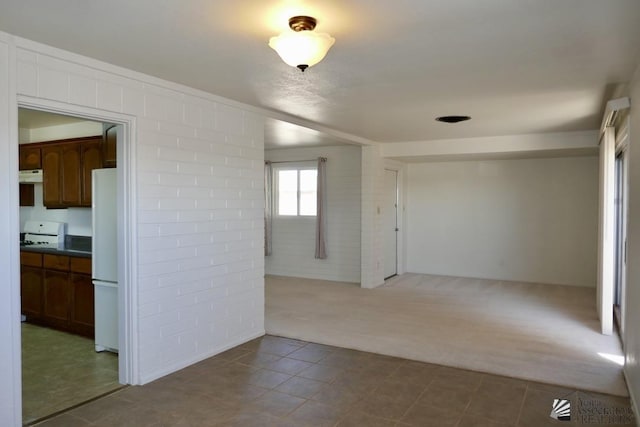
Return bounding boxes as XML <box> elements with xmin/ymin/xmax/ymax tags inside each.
<box><xmin>20</xmin><ymin>234</ymin><xmax>91</xmax><ymax>258</ymax></box>
<box><xmin>20</xmin><ymin>245</ymin><xmax>91</xmax><ymax>258</ymax></box>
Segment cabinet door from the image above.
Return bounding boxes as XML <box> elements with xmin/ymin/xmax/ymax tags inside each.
<box><xmin>42</xmin><ymin>145</ymin><xmax>62</xmax><ymax>207</ymax></box>
<box><xmin>43</xmin><ymin>270</ymin><xmax>70</xmax><ymax>326</ymax></box>
<box><xmin>61</xmin><ymin>143</ymin><xmax>82</xmax><ymax>206</ymax></box>
<box><xmin>70</xmin><ymin>273</ymin><xmax>94</xmax><ymax>337</ymax></box>
<box><xmin>103</xmin><ymin>125</ymin><xmax>117</xmax><ymax>168</ymax></box>
<box><xmin>19</xmin><ymin>145</ymin><xmax>42</xmax><ymax>170</ymax></box>
<box><xmin>21</xmin><ymin>266</ymin><xmax>43</xmax><ymax>319</ymax></box>
<box><xmin>19</xmin><ymin>184</ymin><xmax>35</xmax><ymax>206</ymax></box>
<box><xmin>80</xmin><ymin>139</ymin><xmax>103</xmax><ymax>206</ymax></box>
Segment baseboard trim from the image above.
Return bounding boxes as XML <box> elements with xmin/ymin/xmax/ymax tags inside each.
<box><xmin>623</xmin><ymin>368</ymin><xmax>639</xmax><ymax>427</ymax></box>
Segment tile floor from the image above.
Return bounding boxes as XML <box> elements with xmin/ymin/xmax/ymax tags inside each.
<box><xmin>35</xmin><ymin>335</ymin><xmax>635</xmax><ymax>427</ymax></box>
<box><xmin>22</xmin><ymin>323</ymin><xmax>121</xmax><ymax>425</ymax></box>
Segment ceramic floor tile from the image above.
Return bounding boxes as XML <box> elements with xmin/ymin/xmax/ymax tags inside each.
<box><xmin>400</xmin><ymin>402</ymin><xmax>461</xmax><ymax>427</ymax></box>
<box><xmin>296</xmin><ymin>364</ymin><xmax>345</xmax><ymax>383</ymax></box>
<box><xmin>466</xmin><ymin>379</ymin><xmax>527</xmax><ymax>425</ymax></box>
<box><xmin>247</xmin><ymin>369</ymin><xmax>293</xmax><ymax>389</ymax></box>
<box><xmin>287</xmin><ymin>399</ymin><xmax>345</xmax><ymax>427</ymax></box>
<box><xmin>287</xmin><ymin>346</ymin><xmax>333</xmax><ymax>363</ymax></box>
<box><xmin>275</xmin><ymin>376</ymin><xmax>326</xmax><ymax>399</ymax></box>
<box><xmin>264</xmin><ymin>357</ymin><xmax>313</xmax><ymax>375</ymax></box>
<box><xmin>249</xmin><ymin>390</ymin><xmax>307</xmax><ymax>417</ymax></box>
<box><xmin>335</xmin><ymin>409</ymin><xmax>397</xmax><ymax>427</ymax></box>
<box><xmin>27</xmin><ymin>335</ymin><xmax>636</xmax><ymax>427</ymax></box>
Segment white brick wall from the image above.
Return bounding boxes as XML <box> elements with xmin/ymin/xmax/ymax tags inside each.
<box><xmin>265</xmin><ymin>145</ymin><xmax>361</xmax><ymax>283</ymax></box>
<box><xmin>361</xmin><ymin>146</ymin><xmax>385</xmax><ymax>288</ymax></box>
<box><xmin>11</xmin><ymin>35</ymin><xmax>265</xmax><ymax>384</ymax></box>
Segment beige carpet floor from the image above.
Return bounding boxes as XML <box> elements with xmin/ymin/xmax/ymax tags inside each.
<box><xmin>265</xmin><ymin>273</ymin><xmax>628</xmax><ymax>397</ymax></box>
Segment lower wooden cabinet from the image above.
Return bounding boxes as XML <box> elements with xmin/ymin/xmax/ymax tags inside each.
<box><xmin>20</xmin><ymin>251</ymin><xmax>94</xmax><ymax>338</ymax></box>
<box><xmin>70</xmin><ymin>273</ymin><xmax>95</xmax><ymax>337</ymax></box>
<box><xmin>20</xmin><ymin>266</ymin><xmax>43</xmax><ymax>319</ymax></box>
<box><xmin>43</xmin><ymin>270</ymin><xmax>71</xmax><ymax>326</ymax></box>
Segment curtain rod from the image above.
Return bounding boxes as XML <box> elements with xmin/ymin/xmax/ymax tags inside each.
<box><xmin>267</xmin><ymin>159</ymin><xmax>317</xmax><ymax>164</ymax></box>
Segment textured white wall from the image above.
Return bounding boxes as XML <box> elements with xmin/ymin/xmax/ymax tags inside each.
<box><xmin>406</xmin><ymin>156</ymin><xmax>599</xmax><ymax>286</ymax></box>
<box><xmin>624</xmin><ymin>63</ymin><xmax>640</xmax><ymax>417</ymax></box>
<box><xmin>265</xmin><ymin>145</ymin><xmax>361</xmax><ymax>283</ymax></box>
<box><xmin>0</xmin><ymin>31</ymin><xmax>266</xmax><ymax>426</ymax></box>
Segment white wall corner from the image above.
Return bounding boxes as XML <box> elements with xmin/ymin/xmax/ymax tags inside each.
<box><xmin>361</xmin><ymin>145</ymin><xmax>385</xmax><ymax>288</ymax></box>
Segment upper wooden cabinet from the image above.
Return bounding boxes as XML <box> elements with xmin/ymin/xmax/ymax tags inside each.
<box><xmin>103</xmin><ymin>125</ymin><xmax>117</xmax><ymax>168</ymax></box>
<box><xmin>19</xmin><ymin>145</ymin><xmax>42</xmax><ymax>170</ymax></box>
<box><xmin>80</xmin><ymin>139</ymin><xmax>103</xmax><ymax>206</ymax></box>
<box><xmin>42</xmin><ymin>144</ymin><xmax>63</xmax><ymax>207</ymax></box>
<box><xmin>41</xmin><ymin>136</ymin><xmax>103</xmax><ymax>208</ymax></box>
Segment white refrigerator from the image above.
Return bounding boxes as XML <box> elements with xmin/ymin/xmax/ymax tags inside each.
<box><xmin>92</xmin><ymin>168</ymin><xmax>119</xmax><ymax>353</ymax></box>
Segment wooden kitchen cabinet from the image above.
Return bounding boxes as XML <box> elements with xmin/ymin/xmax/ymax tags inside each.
<box><xmin>80</xmin><ymin>139</ymin><xmax>102</xmax><ymax>206</ymax></box>
<box><xmin>42</xmin><ymin>144</ymin><xmax>63</xmax><ymax>207</ymax></box>
<box><xmin>70</xmin><ymin>256</ymin><xmax>94</xmax><ymax>335</ymax></box>
<box><xmin>60</xmin><ymin>143</ymin><xmax>82</xmax><ymax>206</ymax></box>
<box><xmin>21</xmin><ymin>266</ymin><xmax>43</xmax><ymax>320</ymax></box>
<box><xmin>21</xmin><ymin>251</ymin><xmax>94</xmax><ymax>338</ymax></box>
<box><xmin>20</xmin><ymin>252</ymin><xmax>44</xmax><ymax>320</ymax></box>
<box><xmin>70</xmin><ymin>273</ymin><xmax>94</xmax><ymax>336</ymax></box>
<box><xmin>41</xmin><ymin>136</ymin><xmax>103</xmax><ymax>208</ymax></box>
<box><xmin>19</xmin><ymin>183</ymin><xmax>35</xmax><ymax>206</ymax></box>
<box><xmin>103</xmin><ymin>125</ymin><xmax>117</xmax><ymax>168</ymax></box>
<box><xmin>43</xmin><ymin>253</ymin><xmax>70</xmax><ymax>271</ymax></box>
<box><xmin>43</xmin><ymin>269</ymin><xmax>71</xmax><ymax>327</ymax></box>
<box><xmin>19</xmin><ymin>145</ymin><xmax>42</xmax><ymax>170</ymax></box>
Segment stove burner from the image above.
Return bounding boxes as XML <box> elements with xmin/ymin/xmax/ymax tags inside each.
<box><xmin>21</xmin><ymin>240</ymin><xmax>54</xmax><ymax>247</ymax></box>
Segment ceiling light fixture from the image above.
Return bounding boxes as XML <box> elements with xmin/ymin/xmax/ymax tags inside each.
<box><xmin>269</xmin><ymin>16</ymin><xmax>335</xmax><ymax>72</ymax></box>
<box><xmin>436</xmin><ymin>115</ymin><xmax>471</xmax><ymax>123</ymax></box>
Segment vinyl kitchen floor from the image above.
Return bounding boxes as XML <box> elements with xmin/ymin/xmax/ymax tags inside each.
<box><xmin>22</xmin><ymin>323</ymin><xmax>121</xmax><ymax>425</ymax></box>
<box><xmin>35</xmin><ymin>335</ymin><xmax>635</xmax><ymax>427</ymax></box>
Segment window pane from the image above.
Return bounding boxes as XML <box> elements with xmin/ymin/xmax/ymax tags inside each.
<box><xmin>300</xmin><ymin>170</ymin><xmax>317</xmax><ymax>192</ymax></box>
<box><xmin>300</xmin><ymin>191</ymin><xmax>317</xmax><ymax>215</ymax></box>
<box><xmin>278</xmin><ymin>170</ymin><xmax>297</xmax><ymax>215</ymax></box>
<box><xmin>299</xmin><ymin>169</ymin><xmax>317</xmax><ymax>216</ymax></box>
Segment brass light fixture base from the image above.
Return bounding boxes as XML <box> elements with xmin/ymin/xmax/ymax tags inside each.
<box><xmin>289</xmin><ymin>16</ymin><xmax>317</xmax><ymax>32</ymax></box>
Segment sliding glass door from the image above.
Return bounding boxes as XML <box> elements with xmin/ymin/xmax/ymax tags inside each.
<box><xmin>613</xmin><ymin>148</ymin><xmax>628</xmax><ymax>337</ymax></box>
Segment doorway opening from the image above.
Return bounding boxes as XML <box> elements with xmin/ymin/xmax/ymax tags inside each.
<box><xmin>384</xmin><ymin>169</ymin><xmax>399</xmax><ymax>280</ymax></box>
<box><xmin>18</xmin><ymin>108</ymin><xmax>123</xmax><ymax>425</ymax></box>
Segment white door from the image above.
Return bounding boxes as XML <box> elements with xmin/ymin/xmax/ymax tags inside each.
<box><xmin>384</xmin><ymin>169</ymin><xmax>398</xmax><ymax>279</ymax></box>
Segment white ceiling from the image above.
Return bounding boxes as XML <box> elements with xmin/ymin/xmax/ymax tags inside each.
<box><xmin>2</xmin><ymin>1</ymin><xmax>640</xmax><ymax>145</ymax></box>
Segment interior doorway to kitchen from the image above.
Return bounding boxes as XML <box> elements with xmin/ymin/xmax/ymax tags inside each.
<box><xmin>18</xmin><ymin>108</ymin><xmax>122</xmax><ymax>425</ymax></box>
<box><xmin>384</xmin><ymin>169</ymin><xmax>399</xmax><ymax>280</ymax></box>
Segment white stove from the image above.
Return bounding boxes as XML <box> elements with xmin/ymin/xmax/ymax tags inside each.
<box><xmin>22</xmin><ymin>220</ymin><xmax>66</xmax><ymax>249</ymax></box>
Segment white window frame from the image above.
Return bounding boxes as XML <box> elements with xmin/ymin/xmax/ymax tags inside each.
<box><xmin>273</xmin><ymin>163</ymin><xmax>317</xmax><ymax>217</ymax></box>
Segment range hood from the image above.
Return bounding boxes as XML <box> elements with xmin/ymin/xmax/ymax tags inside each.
<box><xmin>19</xmin><ymin>169</ymin><xmax>43</xmax><ymax>183</ymax></box>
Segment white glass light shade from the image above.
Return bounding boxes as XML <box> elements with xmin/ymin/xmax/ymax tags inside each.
<box><xmin>269</xmin><ymin>30</ymin><xmax>335</xmax><ymax>69</ymax></box>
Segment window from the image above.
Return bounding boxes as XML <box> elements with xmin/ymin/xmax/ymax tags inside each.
<box><xmin>275</xmin><ymin>166</ymin><xmax>317</xmax><ymax>216</ymax></box>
